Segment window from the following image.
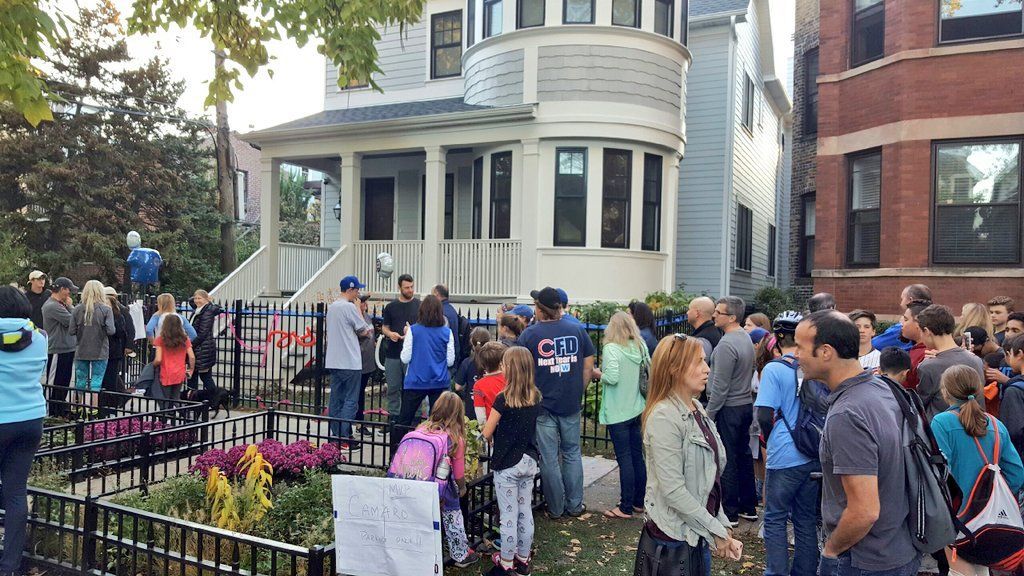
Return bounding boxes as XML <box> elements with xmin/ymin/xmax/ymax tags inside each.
<box><xmin>933</xmin><ymin>139</ymin><xmax>1021</xmax><ymax>264</ymax></box>
<box><xmin>642</xmin><ymin>154</ymin><xmax>662</xmax><ymax>251</ymax></box>
<box><xmin>472</xmin><ymin>157</ymin><xmax>483</xmax><ymax>239</ymax></box>
<box><xmin>519</xmin><ymin>0</ymin><xmax>545</xmax><ymax>27</ymax></box>
<box><xmin>563</xmin><ymin>0</ymin><xmax>594</xmax><ymax>23</ymax></box>
<box><xmin>804</xmin><ymin>48</ymin><xmax>819</xmax><ymax>136</ymax></box>
<box><xmin>431</xmin><ymin>11</ymin><xmax>463</xmax><ymax>79</ymax></box>
<box><xmin>602</xmin><ymin>149</ymin><xmax>632</xmax><ymax>248</ymax></box>
<box><xmin>420</xmin><ymin>173</ymin><xmax>457</xmax><ymax>240</ymax></box>
<box><xmin>801</xmin><ymin>195</ymin><xmax>816</xmax><ymax>276</ymax></box>
<box><xmin>654</xmin><ymin>0</ymin><xmax>674</xmax><ymax>37</ymax></box>
<box><xmin>468</xmin><ymin>0</ymin><xmax>476</xmax><ymax>47</ymax></box>
<box><xmin>680</xmin><ymin>0</ymin><xmax>689</xmax><ymax>44</ymax></box>
<box><xmin>848</xmin><ymin>151</ymin><xmax>882</xmax><ymax>265</ymax></box>
<box><xmin>940</xmin><ymin>0</ymin><xmax>1023</xmax><ymax>43</ymax></box>
<box><xmin>742</xmin><ymin>73</ymin><xmax>755</xmax><ymax>131</ymax></box>
<box><xmin>490</xmin><ymin>152</ymin><xmax>512</xmax><ymax>239</ymax></box>
<box><xmin>484</xmin><ymin>0</ymin><xmax>503</xmax><ymax>37</ymax></box>
<box><xmin>736</xmin><ymin>204</ymin><xmax>753</xmax><ymax>271</ymax></box>
<box><xmin>852</xmin><ymin>0</ymin><xmax>884</xmax><ymax>67</ymax></box>
<box><xmin>555</xmin><ymin>148</ymin><xmax>587</xmax><ymax>246</ymax></box>
<box><xmin>235</xmin><ymin>170</ymin><xmax>248</xmax><ymax>220</ymax></box>
<box><xmin>612</xmin><ymin>0</ymin><xmax>640</xmax><ymax>27</ymax></box>
<box><xmin>767</xmin><ymin>224</ymin><xmax>777</xmax><ymax>277</ymax></box>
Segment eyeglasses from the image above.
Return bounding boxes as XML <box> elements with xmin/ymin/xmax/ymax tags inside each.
<box><xmin>712</xmin><ymin>309</ymin><xmax>733</xmax><ymax>317</ymax></box>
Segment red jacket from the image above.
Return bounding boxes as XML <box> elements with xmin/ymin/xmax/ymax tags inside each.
<box><xmin>905</xmin><ymin>342</ymin><xmax>928</xmax><ymax>390</ymax></box>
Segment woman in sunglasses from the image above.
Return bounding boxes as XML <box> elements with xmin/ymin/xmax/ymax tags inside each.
<box><xmin>634</xmin><ymin>333</ymin><xmax>743</xmax><ymax>576</ymax></box>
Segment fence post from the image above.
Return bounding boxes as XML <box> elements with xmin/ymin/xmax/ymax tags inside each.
<box><xmin>265</xmin><ymin>407</ymin><xmax>277</xmax><ymax>440</ymax></box>
<box><xmin>232</xmin><ymin>298</ymin><xmax>244</xmax><ymax>407</ymax></box>
<box><xmin>313</xmin><ymin>302</ymin><xmax>326</xmax><ymax>415</ymax></box>
<box><xmin>139</xmin><ymin>431</ymin><xmax>151</xmax><ymax>495</ymax></box>
<box><xmin>72</xmin><ymin>421</ymin><xmax>85</xmax><ymax>471</ymax></box>
<box><xmin>308</xmin><ymin>546</ymin><xmax>326</xmax><ymax>576</ymax></box>
<box><xmin>82</xmin><ymin>497</ymin><xmax>98</xmax><ymax>571</ymax></box>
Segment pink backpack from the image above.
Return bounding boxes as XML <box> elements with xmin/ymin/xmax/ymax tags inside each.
<box><xmin>387</xmin><ymin>429</ymin><xmax>459</xmax><ymax>508</ymax></box>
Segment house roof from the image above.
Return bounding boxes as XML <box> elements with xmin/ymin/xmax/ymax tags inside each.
<box><xmin>690</xmin><ymin>0</ymin><xmax>750</xmax><ymax>18</ymax></box>
<box><xmin>259</xmin><ymin>97</ymin><xmax>492</xmax><ymax>132</ymax></box>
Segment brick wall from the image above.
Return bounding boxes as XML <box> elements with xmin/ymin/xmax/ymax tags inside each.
<box><xmin>787</xmin><ymin>0</ymin><xmax>819</xmax><ymax>294</ymax></box>
<box><xmin>231</xmin><ymin>133</ymin><xmax>263</xmax><ymax>224</ymax></box>
<box><xmin>816</xmin><ymin>276</ymin><xmax>1024</xmax><ymax>318</ymax></box>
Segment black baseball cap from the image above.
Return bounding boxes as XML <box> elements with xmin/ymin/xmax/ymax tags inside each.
<box><xmin>52</xmin><ymin>277</ymin><xmax>79</xmax><ymax>293</ymax></box>
<box><xmin>529</xmin><ymin>287</ymin><xmax>562</xmax><ymax>310</ymax></box>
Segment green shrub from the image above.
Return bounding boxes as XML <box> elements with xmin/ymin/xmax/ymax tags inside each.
<box><xmin>574</xmin><ymin>301</ymin><xmax>623</xmax><ymax>326</ymax></box>
<box><xmin>645</xmin><ymin>289</ymin><xmax>698</xmax><ymax>313</ymax></box>
<box><xmin>110</xmin><ymin>474</ymin><xmax>208</xmax><ymax>523</ymax></box>
<box><xmin>258</xmin><ymin>469</ymin><xmax>333</xmax><ymax>548</ymax></box>
<box><xmin>752</xmin><ymin>287</ymin><xmax>805</xmax><ymax>320</ymax></box>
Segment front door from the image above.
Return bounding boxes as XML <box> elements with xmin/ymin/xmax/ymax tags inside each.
<box><xmin>363</xmin><ymin>178</ymin><xmax>395</xmax><ymax>240</ymax></box>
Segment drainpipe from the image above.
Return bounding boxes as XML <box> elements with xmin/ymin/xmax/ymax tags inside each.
<box><xmin>719</xmin><ymin>16</ymin><xmax>739</xmax><ymax>297</ymax></box>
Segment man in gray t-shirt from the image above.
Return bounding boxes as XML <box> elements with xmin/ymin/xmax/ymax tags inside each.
<box><xmin>915</xmin><ymin>304</ymin><xmax>987</xmax><ymax>420</ymax></box>
<box><xmin>325</xmin><ymin>275</ymin><xmax>371</xmax><ymax>439</ymax></box>
<box><xmin>796</xmin><ymin>311</ymin><xmax>919</xmax><ymax>576</ymax></box>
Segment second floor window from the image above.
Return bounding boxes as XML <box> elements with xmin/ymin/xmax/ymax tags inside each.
<box><xmin>612</xmin><ymin>0</ymin><xmax>640</xmax><ymax>27</ymax></box>
<box><xmin>848</xmin><ymin>151</ymin><xmax>882</xmax><ymax>266</ymax></box>
<box><xmin>767</xmin><ymin>224</ymin><xmax>777</xmax><ymax>277</ymax></box>
<box><xmin>555</xmin><ymin>148</ymin><xmax>587</xmax><ymax>246</ymax></box>
<box><xmin>742</xmin><ymin>73</ymin><xmax>755</xmax><ymax>131</ymax></box>
<box><xmin>484</xmin><ymin>0</ymin><xmax>503</xmax><ymax>38</ymax></box>
<box><xmin>801</xmin><ymin>195</ymin><xmax>816</xmax><ymax>276</ymax></box>
<box><xmin>804</xmin><ymin>48</ymin><xmax>819</xmax><ymax>135</ymax></box>
<box><xmin>655</xmin><ymin>0</ymin><xmax>674</xmax><ymax>37</ymax></box>
<box><xmin>852</xmin><ymin>0</ymin><xmax>884</xmax><ymax>67</ymax></box>
<box><xmin>602</xmin><ymin>149</ymin><xmax>632</xmax><ymax>248</ymax></box>
<box><xmin>564</xmin><ymin>0</ymin><xmax>594</xmax><ymax>23</ymax></box>
<box><xmin>519</xmin><ymin>0</ymin><xmax>545</xmax><ymax>27</ymax></box>
<box><xmin>431</xmin><ymin>11</ymin><xmax>463</xmax><ymax>79</ymax></box>
<box><xmin>940</xmin><ymin>0</ymin><xmax>1024</xmax><ymax>43</ymax></box>
<box><xmin>736</xmin><ymin>203</ymin><xmax>753</xmax><ymax>271</ymax></box>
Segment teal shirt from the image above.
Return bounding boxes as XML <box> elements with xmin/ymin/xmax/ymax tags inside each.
<box><xmin>931</xmin><ymin>407</ymin><xmax>1024</xmax><ymax>513</ymax></box>
<box><xmin>0</xmin><ymin>318</ymin><xmax>47</xmax><ymax>424</ymax></box>
<box><xmin>598</xmin><ymin>341</ymin><xmax>648</xmax><ymax>425</ymax></box>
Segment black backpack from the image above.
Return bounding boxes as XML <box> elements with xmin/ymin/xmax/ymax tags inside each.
<box><xmin>457</xmin><ymin>314</ymin><xmax>473</xmax><ymax>364</ymax></box>
<box><xmin>768</xmin><ymin>355</ymin><xmax>829</xmax><ymax>460</ymax></box>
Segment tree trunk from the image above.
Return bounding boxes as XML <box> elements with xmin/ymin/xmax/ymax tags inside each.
<box><xmin>215</xmin><ymin>50</ymin><xmax>237</xmax><ymax>274</ymax></box>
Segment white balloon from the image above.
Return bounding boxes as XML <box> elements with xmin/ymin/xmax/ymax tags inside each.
<box><xmin>126</xmin><ymin>231</ymin><xmax>141</xmax><ymax>249</ymax></box>
<box><xmin>376</xmin><ymin>252</ymin><xmax>394</xmax><ymax>279</ymax></box>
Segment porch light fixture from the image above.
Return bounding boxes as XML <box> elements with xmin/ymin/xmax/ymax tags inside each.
<box><xmin>333</xmin><ymin>202</ymin><xmax>342</xmax><ymax>221</ymax></box>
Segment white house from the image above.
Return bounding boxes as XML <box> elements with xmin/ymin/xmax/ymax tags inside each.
<box><xmin>212</xmin><ymin>0</ymin><xmax>692</xmax><ymax>307</ymax></box>
<box><xmin>676</xmin><ymin>0</ymin><xmax>791</xmax><ymax>300</ymax></box>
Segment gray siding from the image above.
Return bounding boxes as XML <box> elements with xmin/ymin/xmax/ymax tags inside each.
<box><xmin>537</xmin><ymin>46</ymin><xmax>682</xmax><ymax>114</ymax></box>
<box><xmin>676</xmin><ymin>27</ymin><xmax>731</xmax><ymax>295</ymax></box>
<box><xmin>325</xmin><ymin>21</ymin><xmax>427</xmax><ymax>109</ymax></box>
<box><xmin>727</xmin><ymin>0</ymin><xmax>783</xmax><ymax>300</ymax></box>
<box><xmin>464</xmin><ymin>50</ymin><xmax>524</xmax><ymax>106</ymax></box>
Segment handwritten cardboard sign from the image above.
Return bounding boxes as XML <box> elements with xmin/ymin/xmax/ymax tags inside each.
<box><xmin>331</xmin><ymin>475</ymin><xmax>442</xmax><ymax>576</ymax></box>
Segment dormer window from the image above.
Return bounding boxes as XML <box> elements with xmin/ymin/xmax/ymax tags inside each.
<box><xmin>431</xmin><ymin>10</ymin><xmax>463</xmax><ymax>78</ymax></box>
<box><xmin>563</xmin><ymin>0</ymin><xmax>594</xmax><ymax>24</ymax></box>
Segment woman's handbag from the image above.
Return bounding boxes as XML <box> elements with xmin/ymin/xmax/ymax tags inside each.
<box><xmin>634</xmin><ymin>526</ymin><xmax>707</xmax><ymax>576</ymax></box>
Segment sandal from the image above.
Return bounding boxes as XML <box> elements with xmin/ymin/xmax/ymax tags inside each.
<box><xmin>602</xmin><ymin>507</ymin><xmax>633</xmax><ymax>519</ymax></box>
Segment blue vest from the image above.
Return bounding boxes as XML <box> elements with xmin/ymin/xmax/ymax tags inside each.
<box><xmin>404</xmin><ymin>324</ymin><xmax>451</xmax><ymax>391</ymax></box>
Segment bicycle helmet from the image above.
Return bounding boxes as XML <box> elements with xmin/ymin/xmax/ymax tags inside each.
<box><xmin>772</xmin><ymin>310</ymin><xmax>803</xmax><ymax>335</ymax></box>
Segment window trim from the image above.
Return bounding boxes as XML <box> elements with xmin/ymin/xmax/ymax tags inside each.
<box><xmin>735</xmin><ymin>203</ymin><xmax>753</xmax><ymax>272</ymax></box>
<box><xmin>611</xmin><ymin>0</ymin><xmax>641</xmax><ymax>28</ymax></box>
<box><xmin>937</xmin><ymin>1</ymin><xmax>1024</xmax><ymax>45</ymax></box>
<box><xmin>430</xmin><ymin>10</ymin><xmax>463</xmax><ymax>80</ymax></box>
<box><xmin>601</xmin><ymin>148</ymin><xmax>632</xmax><ymax>249</ymax></box>
<box><xmin>654</xmin><ymin>0</ymin><xmax>674</xmax><ymax>38</ymax></box>
<box><xmin>742</xmin><ymin>73</ymin><xmax>755</xmax><ymax>132</ymax></box>
<box><xmin>641</xmin><ymin>153</ymin><xmax>662</xmax><ymax>251</ymax></box>
<box><xmin>489</xmin><ymin>151</ymin><xmax>513</xmax><ymax>239</ymax></box>
<box><xmin>472</xmin><ymin>156</ymin><xmax>483</xmax><ymax>239</ymax></box>
<box><xmin>562</xmin><ymin>0</ymin><xmax>595</xmax><ymax>24</ymax></box>
<box><xmin>518</xmin><ymin>0</ymin><xmax>545</xmax><ymax>28</ymax></box>
<box><xmin>680</xmin><ymin>0</ymin><xmax>689</xmax><ymax>45</ymax></box>
<box><xmin>929</xmin><ymin>136</ymin><xmax>1023</xmax><ymax>266</ymax></box>
<box><xmin>803</xmin><ymin>48</ymin><xmax>819</xmax><ymax>137</ymax></box>
<box><xmin>767</xmin><ymin>223</ymin><xmax>777</xmax><ymax>277</ymax></box>
<box><xmin>851</xmin><ymin>0</ymin><xmax>885</xmax><ymax>68</ymax></box>
<box><xmin>800</xmin><ymin>194</ymin><xmax>816</xmax><ymax>277</ymax></box>
<box><xmin>846</xmin><ymin>149</ymin><xmax>883</xmax><ymax>267</ymax></box>
<box><xmin>483</xmin><ymin>0</ymin><xmax>503</xmax><ymax>38</ymax></box>
<box><xmin>554</xmin><ymin>147</ymin><xmax>588</xmax><ymax>247</ymax></box>
<box><xmin>467</xmin><ymin>0</ymin><xmax>476</xmax><ymax>47</ymax></box>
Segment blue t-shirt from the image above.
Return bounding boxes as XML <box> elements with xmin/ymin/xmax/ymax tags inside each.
<box><xmin>519</xmin><ymin>317</ymin><xmax>596</xmax><ymax>416</ymax></box>
<box><xmin>754</xmin><ymin>356</ymin><xmax>813</xmax><ymax>470</ymax></box>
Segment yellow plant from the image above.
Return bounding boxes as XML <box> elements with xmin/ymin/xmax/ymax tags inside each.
<box><xmin>238</xmin><ymin>445</ymin><xmax>274</xmax><ymax>525</ymax></box>
<box><xmin>204</xmin><ymin>445</ymin><xmax>274</xmax><ymax>532</ymax></box>
<box><xmin>205</xmin><ymin>466</ymin><xmax>239</xmax><ymax>530</ymax></box>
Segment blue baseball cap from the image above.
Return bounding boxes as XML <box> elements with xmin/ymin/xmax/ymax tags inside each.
<box><xmin>748</xmin><ymin>327</ymin><xmax>769</xmax><ymax>345</ymax></box>
<box><xmin>556</xmin><ymin>288</ymin><xmax>568</xmax><ymax>306</ymax></box>
<box><xmin>339</xmin><ymin>275</ymin><xmax>365</xmax><ymax>291</ymax></box>
<box><xmin>510</xmin><ymin>305</ymin><xmax>534</xmax><ymax>321</ymax></box>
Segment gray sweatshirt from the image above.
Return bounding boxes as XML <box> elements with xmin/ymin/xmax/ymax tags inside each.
<box><xmin>705</xmin><ymin>327</ymin><xmax>755</xmax><ymax>420</ymax></box>
<box><xmin>42</xmin><ymin>297</ymin><xmax>77</xmax><ymax>354</ymax></box>
<box><xmin>69</xmin><ymin>304</ymin><xmax>116</xmax><ymax>361</ymax></box>
<box><xmin>916</xmin><ymin>347</ymin><xmax>986</xmax><ymax>421</ymax></box>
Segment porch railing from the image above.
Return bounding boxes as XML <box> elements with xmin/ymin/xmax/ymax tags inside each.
<box><xmin>279</xmin><ymin>243</ymin><xmax>333</xmax><ymax>294</ymax></box>
<box><xmin>285</xmin><ymin>245</ymin><xmax>350</xmax><ymax>307</ymax></box>
<box><xmin>209</xmin><ymin>246</ymin><xmax>267</xmax><ymax>302</ymax></box>
<box><xmin>353</xmin><ymin>240</ymin><xmax>424</xmax><ymax>295</ymax></box>
<box><xmin>439</xmin><ymin>239</ymin><xmax>522</xmax><ymax>298</ymax></box>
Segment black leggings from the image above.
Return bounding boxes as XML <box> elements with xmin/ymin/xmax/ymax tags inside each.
<box><xmin>0</xmin><ymin>418</ymin><xmax>43</xmax><ymax>573</ymax></box>
<box><xmin>187</xmin><ymin>369</ymin><xmax>217</xmax><ymax>391</ymax></box>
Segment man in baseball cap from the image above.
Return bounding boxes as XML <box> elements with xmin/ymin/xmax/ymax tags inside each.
<box><xmin>25</xmin><ymin>271</ymin><xmax>49</xmax><ymax>328</ymax></box>
<box><xmin>325</xmin><ymin>275</ymin><xmax>372</xmax><ymax>441</ymax></box>
<box><xmin>339</xmin><ymin>275</ymin><xmax>365</xmax><ymax>292</ymax></box>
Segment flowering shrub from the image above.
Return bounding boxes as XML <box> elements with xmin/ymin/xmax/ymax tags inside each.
<box><xmin>84</xmin><ymin>418</ymin><xmax>197</xmax><ymax>461</ymax></box>
<box><xmin>190</xmin><ymin>439</ymin><xmax>344</xmax><ymax>479</ymax></box>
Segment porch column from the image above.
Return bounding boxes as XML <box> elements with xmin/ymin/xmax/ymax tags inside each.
<box><xmin>422</xmin><ymin>146</ymin><xmax>446</xmax><ymax>290</ymax></box>
<box><xmin>663</xmin><ymin>152</ymin><xmax>682</xmax><ymax>292</ymax></box>
<box><xmin>519</xmin><ymin>139</ymin><xmax>540</xmax><ymax>298</ymax></box>
<box><xmin>260</xmin><ymin>157</ymin><xmax>282</xmax><ymax>296</ymax></box>
<box><xmin>338</xmin><ymin>152</ymin><xmax>361</xmax><ymax>274</ymax></box>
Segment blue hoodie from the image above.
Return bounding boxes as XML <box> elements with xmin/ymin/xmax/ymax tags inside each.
<box><xmin>0</xmin><ymin>318</ymin><xmax>47</xmax><ymax>424</ymax></box>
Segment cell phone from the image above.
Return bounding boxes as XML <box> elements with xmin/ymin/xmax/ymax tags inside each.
<box><xmin>963</xmin><ymin>331</ymin><xmax>973</xmax><ymax>350</ymax></box>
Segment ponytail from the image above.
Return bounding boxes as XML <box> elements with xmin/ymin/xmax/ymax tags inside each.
<box><xmin>940</xmin><ymin>364</ymin><xmax>988</xmax><ymax>438</ymax></box>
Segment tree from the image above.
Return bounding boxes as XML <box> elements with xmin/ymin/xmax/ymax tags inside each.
<box><xmin>0</xmin><ymin>3</ymin><xmax>223</xmax><ymax>294</ymax></box>
<box><xmin>0</xmin><ymin>0</ymin><xmax>63</xmax><ymax>126</ymax></box>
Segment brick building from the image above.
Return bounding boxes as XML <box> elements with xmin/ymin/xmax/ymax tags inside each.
<box><xmin>792</xmin><ymin>0</ymin><xmax>1024</xmax><ymax>315</ymax></box>
<box><xmin>787</xmin><ymin>0</ymin><xmax>819</xmax><ymax>301</ymax></box>
<box><xmin>231</xmin><ymin>131</ymin><xmax>263</xmax><ymax>224</ymax></box>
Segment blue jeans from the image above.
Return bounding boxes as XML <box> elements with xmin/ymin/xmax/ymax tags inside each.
<box><xmin>535</xmin><ymin>409</ymin><xmax>584</xmax><ymax>517</ymax></box>
<box><xmin>817</xmin><ymin>553</ymin><xmax>920</xmax><ymax>576</ymax></box>
<box><xmin>329</xmin><ymin>369</ymin><xmax>361</xmax><ymax>439</ymax></box>
<box><xmin>0</xmin><ymin>418</ymin><xmax>43</xmax><ymax>573</ymax></box>
<box><xmin>765</xmin><ymin>460</ymin><xmax>821</xmax><ymax>576</ymax></box>
<box><xmin>607</xmin><ymin>415</ymin><xmax>646</xmax><ymax>515</ymax></box>
<box><xmin>383</xmin><ymin>357</ymin><xmax>406</xmax><ymax>424</ymax></box>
